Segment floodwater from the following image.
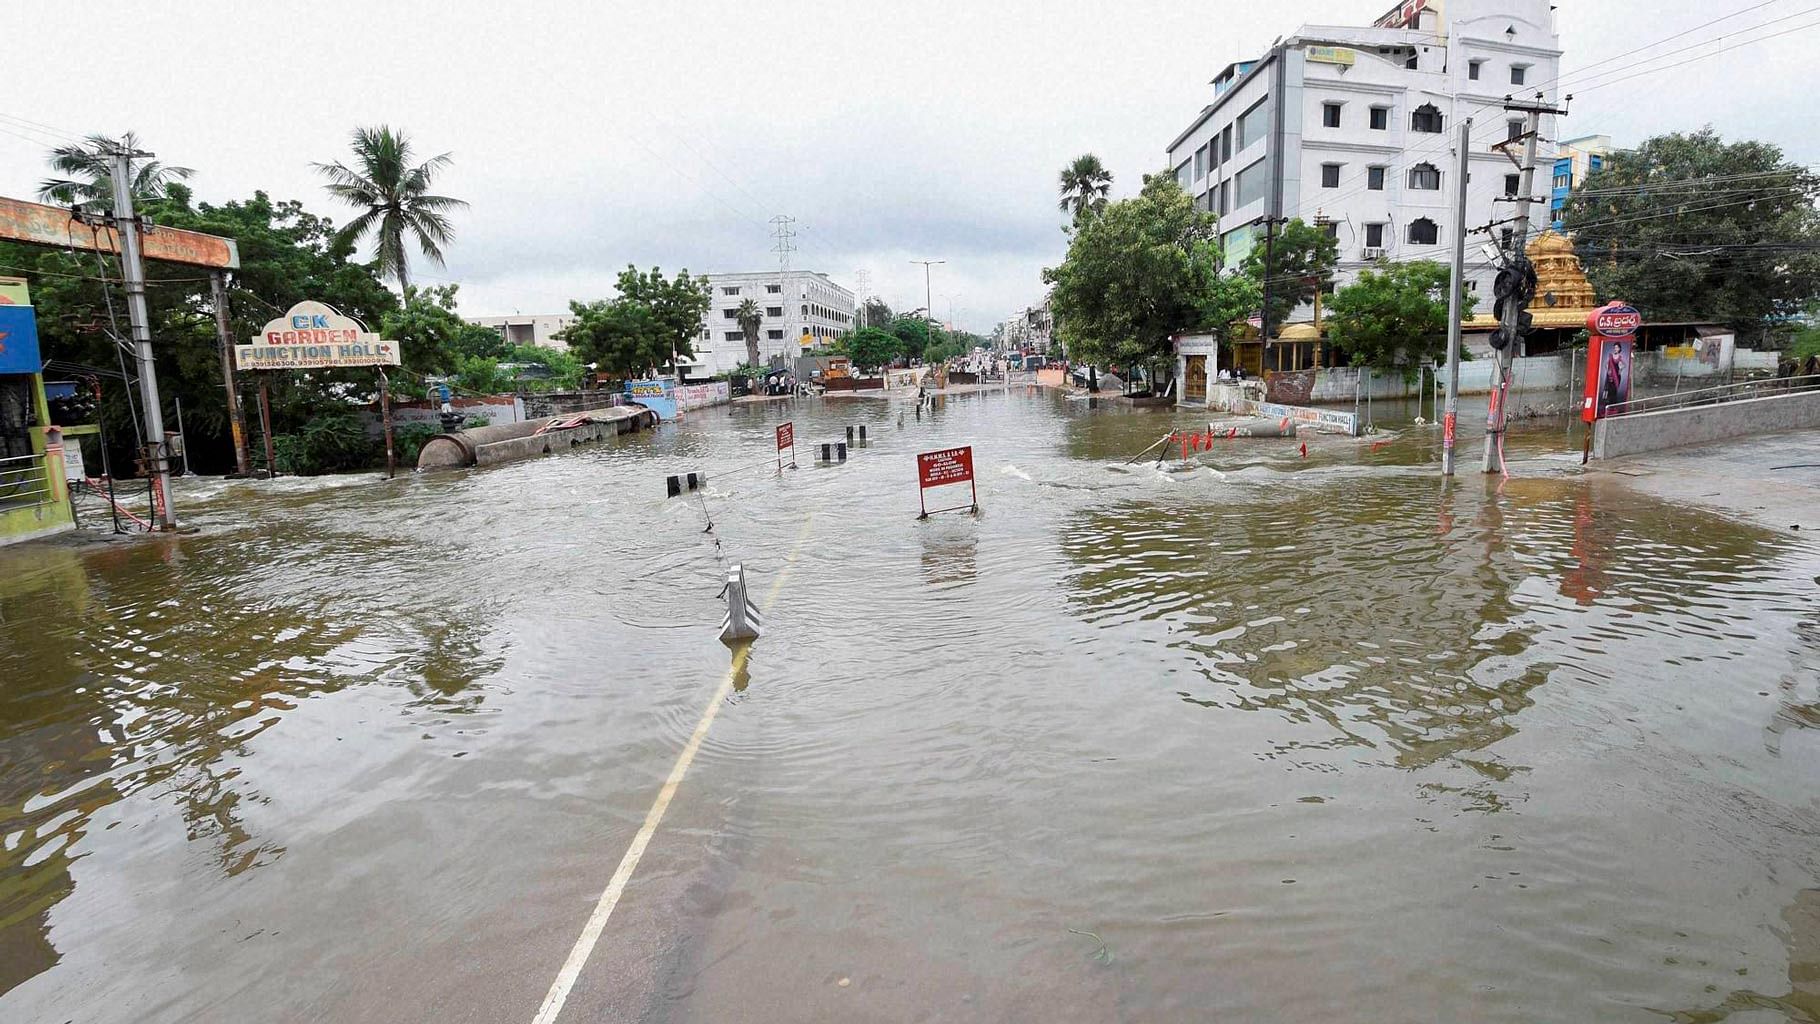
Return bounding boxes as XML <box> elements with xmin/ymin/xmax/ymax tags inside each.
<box><xmin>2</xmin><ymin>388</ymin><xmax>1818</xmax><ymax>1023</ymax></box>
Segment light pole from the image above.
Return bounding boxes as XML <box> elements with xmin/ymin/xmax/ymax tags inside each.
<box><xmin>911</xmin><ymin>259</ymin><xmax>943</xmax><ymax>337</ymax></box>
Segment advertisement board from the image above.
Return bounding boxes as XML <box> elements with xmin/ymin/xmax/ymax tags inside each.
<box><xmin>0</xmin><ymin>304</ymin><xmax>42</xmax><ymax>375</ymax></box>
<box><xmin>1582</xmin><ymin>303</ymin><xmax>1639</xmax><ymax>422</ymax></box>
<box><xmin>236</xmin><ymin>301</ymin><xmax>398</xmax><ymax>370</ymax></box>
<box><xmin>916</xmin><ymin>446</ymin><xmax>978</xmax><ymax>518</ymax></box>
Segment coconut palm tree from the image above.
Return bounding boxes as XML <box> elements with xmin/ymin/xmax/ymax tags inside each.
<box><xmin>1057</xmin><ymin>153</ymin><xmax>1113</xmax><ymax>225</ymax></box>
<box><xmin>37</xmin><ymin>132</ymin><xmax>192</xmax><ymax>212</ymax></box>
<box><xmin>735</xmin><ymin>298</ymin><xmax>764</xmax><ymax>369</ymax></box>
<box><xmin>314</xmin><ymin>126</ymin><xmax>467</xmax><ymax>292</ymax></box>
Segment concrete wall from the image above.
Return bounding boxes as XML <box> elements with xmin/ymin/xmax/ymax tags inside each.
<box><xmin>1593</xmin><ymin>389</ymin><xmax>1820</xmax><ymax>460</ymax></box>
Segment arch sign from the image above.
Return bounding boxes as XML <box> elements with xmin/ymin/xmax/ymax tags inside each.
<box><xmin>1582</xmin><ymin>302</ymin><xmax>1639</xmax><ymax>422</ymax></box>
<box><xmin>237</xmin><ymin>301</ymin><xmax>400</xmax><ymax>370</ymax></box>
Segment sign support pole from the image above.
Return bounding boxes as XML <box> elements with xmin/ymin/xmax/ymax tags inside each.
<box><xmin>211</xmin><ymin>271</ymin><xmax>252</xmax><ymax>475</ymax></box>
<box><xmin>379</xmin><ymin>369</ymin><xmax>396</xmax><ymax>479</ymax></box>
<box><xmin>111</xmin><ymin>149</ymin><xmax>177</xmax><ymax>529</ymax></box>
<box><xmin>258</xmin><ymin>377</ymin><xmax>277</xmax><ymax>477</ymax></box>
<box><xmin>1442</xmin><ymin>118</ymin><xmax>1470</xmax><ymax>477</ymax></box>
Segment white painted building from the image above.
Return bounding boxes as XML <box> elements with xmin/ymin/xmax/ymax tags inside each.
<box><xmin>688</xmin><ymin>270</ymin><xmax>854</xmax><ymax>378</ymax></box>
<box><xmin>1164</xmin><ymin>0</ymin><xmax>1563</xmax><ymax>319</ymax></box>
<box><xmin>466</xmin><ymin>313</ymin><xmax>577</xmax><ymax>351</ymax></box>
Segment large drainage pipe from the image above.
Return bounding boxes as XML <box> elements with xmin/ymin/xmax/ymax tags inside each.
<box><xmin>417</xmin><ymin>405</ymin><xmax>656</xmax><ymax>470</ymax></box>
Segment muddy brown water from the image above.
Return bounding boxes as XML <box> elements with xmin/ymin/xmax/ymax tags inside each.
<box><xmin>2</xmin><ymin>390</ymin><xmax>1818</xmax><ymax>1023</ymax></box>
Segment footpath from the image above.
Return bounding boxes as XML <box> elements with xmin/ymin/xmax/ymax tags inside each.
<box><xmin>1592</xmin><ymin>428</ymin><xmax>1820</xmax><ymax>533</ymax></box>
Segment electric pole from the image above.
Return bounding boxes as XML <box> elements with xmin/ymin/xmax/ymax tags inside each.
<box><xmin>1258</xmin><ymin>216</ymin><xmax>1287</xmax><ymax>349</ymax></box>
<box><xmin>211</xmin><ymin>271</ymin><xmax>252</xmax><ymax>475</ymax></box>
<box><xmin>1442</xmin><ymin>118</ymin><xmax>1471</xmax><ymax>477</ymax></box>
<box><xmin>912</xmin><ymin>259</ymin><xmax>943</xmax><ymax>344</ymax></box>
<box><xmin>1482</xmin><ymin>95</ymin><xmax>1567</xmax><ymax>475</ymax></box>
<box><xmin>112</xmin><ymin>148</ymin><xmax>177</xmax><ymax>529</ymax></box>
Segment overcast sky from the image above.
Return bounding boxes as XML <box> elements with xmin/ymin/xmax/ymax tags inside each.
<box><xmin>5</xmin><ymin>1</ymin><xmax>1815</xmax><ymax>332</ymax></box>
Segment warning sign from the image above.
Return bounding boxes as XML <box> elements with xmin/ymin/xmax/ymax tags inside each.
<box><xmin>776</xmin><ymin>422</ymin><xmax>794</xmax><ymax>450</ymax></box>
<box><xmin>916</xmin><ymin>446</ymin><xmax>978</xmax><ymax>518</ymax></box>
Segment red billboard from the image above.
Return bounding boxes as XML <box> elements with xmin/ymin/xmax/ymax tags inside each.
<box><xmin>1582</xmin><ymin>303</ymin><xmax>1639</xmax><ymax>422</ymax></box>
<box><xmin>776</xmin><ymin>421</ymin><xmax>793</xmax><ymax>450</ymax></box>
<box><xmin>916</xmin><ymin>446</ymin><xmax>978</xmax><ymax>518</ymax></box>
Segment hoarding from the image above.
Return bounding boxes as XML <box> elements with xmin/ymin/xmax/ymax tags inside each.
<box><xmin>0</xmin><ymin>304</ymin><xmax>43</xmax><ymax>375</ymax></box>
<box><xmin>236</xmin><ymin>301</ymin><xmax>398</xmax><ymax>370</ymax></box>
<box><xmin>1581</xmin><ymin>303</ymin><xmax>1638</xmax><ymax>422</ymax></box>
<box><xmin>916</xmin><ymin>445</ymin><xmax>978</xmax><ymax>518</ymax></box>
<box><xmin>0</xmin><ymin>196</ymin><xmax>239</xmax><ymax>269</ymax></box>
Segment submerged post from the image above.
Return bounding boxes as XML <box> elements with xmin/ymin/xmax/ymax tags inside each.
<box><xmin>719</xmin><ymin>563</ymin><xmax>763</xmax><ymax>641</ymax></box>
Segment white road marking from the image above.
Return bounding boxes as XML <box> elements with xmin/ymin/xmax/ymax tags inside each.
<box><xmin>531</xmin><ymin>514</ymin><xmax>813</xmax><ymax>1024</ymax></box>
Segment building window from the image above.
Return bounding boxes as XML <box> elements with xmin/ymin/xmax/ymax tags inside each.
<box><xmin>1322</xmin><ymin>102</ymin><xmax>1342</xmax><ymax>128</ymax></box>
<box><xmin>766</xmin><ymin>305</ymin><xmax>782</xmax><ymax>317</ymax></box>
<box><xmin>1321</xmin><ymin>163</ymin><xmax>1341</xmax><ymax>188</ymax></box>
<box><xmin>1408</xmin><ymin>163</ymin><xmax>1441</xmax><ymax>190</ymax></box>
<box><xmin>1234</xmin><ymin>157</ymin><xmax>1269</xmax><ymax>208</ymax></box>
<box><xmin>1195</xmin><ymin>144</ymin><xmax>1208</xmax><ymax>179</ymax></box>
<box><xmin>801</xmin><ymin>304</ymin><xmax>808</xmax><ymax>315</ymax></box>
<box><xmin>1237</xmin><ymin>98</ymin><xmax>1269</xmax><ymax>150</ymax></box>
<box><xmin>723</xmin><ymin>308</ymin><xmax>739</xmax><ymax>318</ymax></box>
<box><xmin>722</xmin><ymin>286</ymin><xmax>740</xmax><ymax>296</ymax></box>
<box><xmin>1554</xmin><ymin>172</ymin><xmax>1571</xmax><ymax>188</ymax></box>
<box><xmin>1508</xmin><ymin>119</ymin><xmax>1524</xmax><ymax>141</ymax></box>
<box><xmin>724</xmin><ymin>331</ymin><xmax>744</xmax><ymax>341</ymax></box>
<box><xmin>1365</xmin><ymin>222</ymin><xmax>1385</xmax><ymax>248</ymax></box>
<box><xmin>767</xmin><ymin>329</ymin><xmax>784</xmax><ymax>340</ymax></box>
<box><xmin>1469</xmin><ymin>59</ymin><xmax>1483</xmax><ymax>80</ymax></box>
<box><xmin>1367</xmin><ymin>165</ymin><xmax>1386</xmax><ymax>190</ymax></box>
<box><xmin>1408</xmin><ymin>218</ymin><xmax>1439</xmax><ymax>245</ymax></box>
<box><xmin>1218</xmin><ymin>179</ymin><xmax>1229</xmax><ymax>214</ymax></box>
<box><xmin>1369</xmin><ymin>106</ymin><xmax>1388</xmax><ymax>130</ymax></box>
<box><xmin>1504</xmin><ymin>174</ymin><xmax>1520</xmax><ymax>196</ymax></box>
<box><xmin>1221</xmin><ymin>125</ymin><xmax>1233</xmax><ymax>162</ymax></box>
<box><xmin>766</xmin><ymin>284</ymin><xmax>781</xmax><ymax>293</ymax></box>
<box><xmin>1411</xmin><ymin>103</ymin><xmax>1443</xmax><ymax>133</ymax></box>
<box><xmin>1175</xmin><ymin>159</ymin><xmax>1192</xmax><ymax>188</ymax></box>
<box><xmin>1319</xmin><ymin>221</ymin><xmax>1339</xmax><ymax>239</ymax></box>
<box><xmin>1405</xmin><ymin>51</ymin><xmax>1419</xmax><ymax>69</ymax></box>
<box><xmin>1511</xmin><ymin>64</ymin><xmax>1527</xmax><ymax>85</ymax></box>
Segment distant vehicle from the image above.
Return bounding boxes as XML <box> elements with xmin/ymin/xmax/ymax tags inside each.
<box><xmin>825</xmin><ymin>357</ymin><xmax>852</xmax><ymax>380</ymax></box>
<box><xmin>1026</xmin><ymin>356</ymin><xmax>1049</xmax><ymax>371</ymax></box>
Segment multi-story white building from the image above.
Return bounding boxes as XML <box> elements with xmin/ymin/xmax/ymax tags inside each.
<box><xmin>466</xmin><ymin>313</ymin><xmax>577</xmax><ymax>351</ymax></box>
<box><xmin>686</xmin><ymin>270</ymin><xmax>853</xmax><ymax>378</ymax></box>
<box><xmin>1165</xmin><ymin>0</ymin><xmax>1563</xmax><ymax>321</ymax></box>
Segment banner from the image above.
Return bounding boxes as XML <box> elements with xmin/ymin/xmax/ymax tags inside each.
<box><xmin>237</xmin><ymin>301</ymin><xmax>398</xmax><ymax>370</ymax></box>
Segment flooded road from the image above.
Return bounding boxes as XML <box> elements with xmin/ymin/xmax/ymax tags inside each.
<box><xmin>3</xmin><ymin>389</ymin><xmax>1818</xmax><ymax>1023</ymax></box>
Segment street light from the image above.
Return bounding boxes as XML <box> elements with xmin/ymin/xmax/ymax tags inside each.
<box><xmin>910</xmin><ymin>260</ymin><xmax>943</xmax><ymax>337</ymax></box>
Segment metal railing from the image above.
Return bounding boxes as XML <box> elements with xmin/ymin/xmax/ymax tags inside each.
<box><xmin>0</xmin><ymin>452</ymin><xmax>51</xmax><ymax>509</ymax></box>
<box><xmin>1607</xmin><ymin>373</ymin><xmax>1820</xmax><ymax>417</ymax></box>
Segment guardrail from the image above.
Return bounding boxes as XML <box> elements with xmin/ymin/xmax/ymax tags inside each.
<box><xmin>1608</xmin><ymin>374</ymin><xmax>1820</xmax><ymax>417</ymax></box>
<box><xmin>0</xmin><ymin>452</ymin><xmax>51</xmax><ymax>509</ymax></box>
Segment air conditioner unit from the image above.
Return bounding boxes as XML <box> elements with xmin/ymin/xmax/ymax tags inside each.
<box><xmin>1361</xmin><ymin>246</ymin><xmax>1388</xmax><ymax>260</ymax></box>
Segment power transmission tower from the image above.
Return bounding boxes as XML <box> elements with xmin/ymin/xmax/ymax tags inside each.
<box><xmin>109</xmin><ymin>147</ymin><xmax>178</xmax><ymax>529</ymax></box>
<box><xmin>854</xmin><ymin>268</ymin><xmax>871</xmax><ymax>326</ymax></box>
<box><xmin>1482</xmin><ymin>94</ymin><xmax>1569</xmax><ymax>475</ymax></box>
<box><xmin>770</xmin><ymin>215</ymin><xmax>796</xmax><ymax>270</ymax></box>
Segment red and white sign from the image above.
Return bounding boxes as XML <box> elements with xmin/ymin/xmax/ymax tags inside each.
<box><xmin>916</xmin><ymin>446</ymin><xmax>978</xmax><ymax>518</ymax></box>
<box><xmin>776</xmin><ymin>421</ymin><xmax>794</xmax><ymax>450</ymax></box>
<box><xmin>1590</xmin><ymin>303</ymin><xmax>1642</xmax><ymax>339</ymax></box>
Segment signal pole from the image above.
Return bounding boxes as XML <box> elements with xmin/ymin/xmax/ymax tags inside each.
<box><xmin>111</xmin><ymin>148</ymin><xmax>177</xmax><ymax>528</ymax></box>
<box><xmin>1483</xmin><ymin>94</ymin><xmax>1568</xmax><ymax>475</ymax></box>
<box><xmin>1442</xmin><ymin>118</ymin><xmax>1472</xmax><ymax>476</ymax></box>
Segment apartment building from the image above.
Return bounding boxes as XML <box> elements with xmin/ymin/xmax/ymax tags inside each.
<box><xmin>688</xmin><ymin>270</ymin><xmax>854</xmax><ymax>378</ymax></box>
<box><xmin>466</xmin><ymin>313</ymin><xmax>576</xmax><ymax>351</ymax></box>
<box><xmin>1165</xmin><ymin>0</ymin><xmax>1564</xmax><ymax>318</ymax></box>
<box><xmin>1551</xmin><ymin>134</ymin><xmax>1614</xmax><ymax>229</ymax></box>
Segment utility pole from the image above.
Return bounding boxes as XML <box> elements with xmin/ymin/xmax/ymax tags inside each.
<box><xmin>912</xmin><ymin>259</ymin><xmax>943</xmax><ymax>349</ymax></box>
<box><xmin>210</xmin><ymin>271</ymin><xmax>252</xmax><ymax>475</ymax></box>
<box><xmin>1258</xmin><ymin>216</ymin><xmax>1287</xmax><ymax>350</ymax></box>
<box><xmin>1442</xmin><ymin>118</ymin><xmax>1472</xmax><ymax>476</ymax></box>
<box><xmin>111</xmin><ymin>149</ymin><xmax>177</xmax><ymax>529</ymax></box>
<box><xmin>1482</xmin><ymin>94</ymin><xmax>1567</xmax><ymax>475</ymax></box>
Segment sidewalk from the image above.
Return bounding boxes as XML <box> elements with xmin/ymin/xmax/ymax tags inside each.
<box><xmin>1591</xmin><ymin>428</ymin><xmax>1820</xmax><ymax>533</ymax></box>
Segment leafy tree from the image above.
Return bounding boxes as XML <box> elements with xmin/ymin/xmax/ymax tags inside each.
<box><xmin>923</xmin><ymin>337</ymin><xmax>964</xmax><ymax>365</ymax></box>
<box><xmin>450</xmin><ymin>354</ymin><xmax>515</xmax><ymax>394</ymax></box>
<box><xmin>1325</xmin><ymin>260</ymin><xmax>1462</xmax><ymax>372</ymax></box>
<box><xmin>501</xmin><ymin>343</ymin><xmax>585</xmax><ymax>389</ymax></box>
<box><xmin>860</xmin><ymin>297</ymin><xmax>893</xmax><ymax>328</ymax></box>
<box><xmin>1792</xmin><ymin>323</ymin><xmax>1820</xmax><ymax>361</ymax></box>
<box><xmin>314</xmin><ymin>125</ymin><xmax>467</xmax><ymax>291</ymax></box>
<box><xmin>37</xmin><ymin>132</ymin><xmax>193</xmax><ymax>213</ymax></box>
<box><xmin>557</xmin><ymin>265</ymin><xmax>710</xmax><ymax>379</ymax></box>
<box><xmin>735</xmin><ymin>297</ymin><xmax>763</xmax><ymax>369</ymax></box>
<box><xmin>1043</xmin><ymin>174</ymin><xmax>1220</xmax><ymax>382</ymax></box>
<box><xmin>1241</xmin><ymin>218</ymin><xmax>1339</xmax><ymax>333</ymax></box>
<box><xmin>1561</xmin><ymin>128</ymin><xmax>1820</xmax><ymax>343</ymax></box>
<box><xmin>890</xmin><ymin>315</ymin><xmax>932</xmax><ymax>360</ymax></box>
<box><xmin>1058</xmin><ymin>153</ymin><xmax>1113</xmax><ymax>226</ymax></box>
<box><xmin>846</xmin><ymin>326</ymin><xmax>901</xmax><ymax>371</ymax></box>
<box><xmin>378</xmin><ymin>284</ymin><xmax>502</xmax><ymax>394</ymax></box>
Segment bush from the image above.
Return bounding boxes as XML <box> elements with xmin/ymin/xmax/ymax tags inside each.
<box><xmin>273</xmin><ymin>410</ymin><xmax>378</xmax><ymax>475</ymax></box>
<box><xmin>1793</xmin><ymin>325</ymin><xmax>1820</xmax><ymax>361</ymax></box>
<box><xmin>393</xmin><ymin>423</ymin><xmax>441</xmax><ymax>465</ymax></box>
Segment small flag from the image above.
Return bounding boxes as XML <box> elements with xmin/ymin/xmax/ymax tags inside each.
<box><xmin>1299</xmin><ymin>443</ymin><xmax>1308</xmax><ymax>458</ymax></box>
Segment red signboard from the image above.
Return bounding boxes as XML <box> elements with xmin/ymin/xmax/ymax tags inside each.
<box><xmin>776</xmin><ymin>421</ymin><xmax>794</xmax><ymax>450</ymax></box>
<box><xmin>1590</xmin><ymin>303</ymin><xmax>1642</xmax><ymax>338</ymax></box>
<box><xmin>0</xmin><ymin>196</ymin><xmax>240</xmax><ymax>269</ymax></box>
<box><xmin>1582</xmin><ymin>303</ymin><xmax>1639</xmax><ymax>423</ymax></box>
<box><xmin>916</xmin><ymin>446</ymin><xmax>978</xmax><ymax>518</ymax></box>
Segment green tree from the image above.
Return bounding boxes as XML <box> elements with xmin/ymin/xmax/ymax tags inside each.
<box><xmin>1043</xmin><ymin>174</ymin><xmax>1219</xmax><ymax>383</ymax></box>
<box><xmin>314</xmin><ymin>125</ymin><xmax>468</xmax><ymax>291</ymax></box>
<box><xmin>378</xmin><ymin>283</ymin><xmax>503</xmax><ymax>392</ymax></box>
<box><xmin>847</xmin><ymin>326</ymin><xmax>902</xmax><ymax>371</ymax></box>
<box><xmin>1561</xmin><ymin>128</ymin><xmax>1820</xmax><ymax>342</ymax></box>
<box><xmin>1325</xmin><ymin>260</ymin><xmax>1461</xmax><ymax>372</ymax></box>
<box><xmin>860</xmin><ymin>297</ymin><xmax>893</xmax><ymax>328</ymax></box>
<box><xmin>501</xmin><ymin>343</ymin><xmax>585</xmax><ymax>389</ymax></box>
<box><xmin>557</xmin><ymin>266</ymin><xmax>711</xmax><ymax>379</ymax></box>
<box><xmin>735</xmin><ymin>297</ymin><xmax>763</xmax><ymax>369</ymax></box>
<box><xmin>37</xmin><ymin>132</ymin><xmax>193</xmax><ymax>213</ymax></box>
<box><xmin>1058</xmin><ymin>153</ymin><xmax>1113</xmax><ymax>226</ymax></box>
<box><xmin>1242</xmin><ymin>218</ymin><xmax>1339</xmax><ymax>333</ymax></box>
<box><xmin>890</xmin><ymin>315</ymin><xmax>932</xmax><ymax>361</ymax></box>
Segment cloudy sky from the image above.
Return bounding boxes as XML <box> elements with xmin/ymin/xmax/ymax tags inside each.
<box><xmin>4</xmin><ymin>1</ymin><xmax>1815</xmax><ymax>332</ymax></box>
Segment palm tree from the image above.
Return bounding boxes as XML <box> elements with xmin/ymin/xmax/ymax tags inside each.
<box><xmin>314</xmin><ymin>126</ymin><xmax>467</xmax><ymax>292</ymax></box>
<box><xmin>1057</xmin><ymin>153</ymin><xmax>1113</xmax><ymax>225</ymax></box>
<box><xmin>37</xmin><ymin>132</ymin><xmax>193</xmax><ymax>212</ymax></box>
<box><xmin>735</xmin><ymin>298</ymin><xmax>763</xmax><ymax>369</ymax></box>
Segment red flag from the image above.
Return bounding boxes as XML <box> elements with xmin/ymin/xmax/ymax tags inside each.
<box><xmin>1299</xmin><ymin>442</ymin><xmax>1308</xmax><ymax>458</ymax></box>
